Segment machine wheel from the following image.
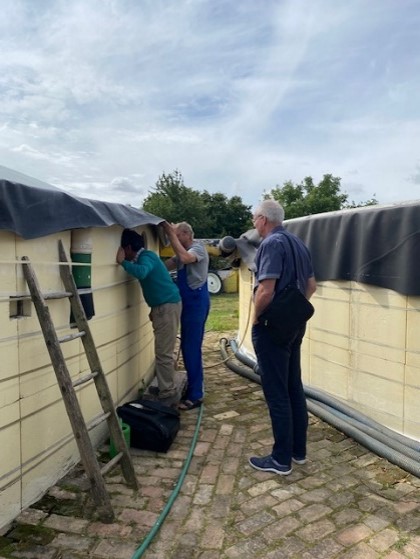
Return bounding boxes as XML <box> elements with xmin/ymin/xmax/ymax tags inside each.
<box><xmin>207</xmin><ymin>271</ymin><xmax>222</xmax><ymax>295</ymax></box>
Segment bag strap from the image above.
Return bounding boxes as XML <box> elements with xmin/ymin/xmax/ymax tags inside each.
<box><xmin>279</xmin><ymin>232</ymin><xmax>299</xmax><ymax>284</ymax></box>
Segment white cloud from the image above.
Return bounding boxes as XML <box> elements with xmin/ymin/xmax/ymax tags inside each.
<box><xmin>1</xmin><ymin>0</ymin><xmax>420</xmax><ymax>211</ymax></box>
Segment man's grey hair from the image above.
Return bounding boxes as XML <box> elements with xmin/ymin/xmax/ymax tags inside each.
<box><xmin>255</xmin><ymin>199</ymin><xmax>285</xmax><ymax>224</ymax></box>
<box><xmin>175</xmin><ymin>221</ymin><xmax>194</xmax><ymax>238</ymax></box>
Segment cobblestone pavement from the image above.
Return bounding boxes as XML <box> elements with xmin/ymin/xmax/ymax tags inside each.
<box><xmin>2</xmin><ymin>331</ymin><xmax>420</xmax><ymax>559</ymax></box>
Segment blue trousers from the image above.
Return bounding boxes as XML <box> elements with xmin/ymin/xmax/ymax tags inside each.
<box><xmin>252</xmin><ymin>323</ymin><xmax>308</xmax><ymax>467</ymax></box>
<box><xmin>179</xmin><ymin>278</ymin><xmax>210</xmax><ymax>402</ymax></box>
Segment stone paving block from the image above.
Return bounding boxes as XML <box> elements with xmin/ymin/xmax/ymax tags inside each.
<box><xmin>327</xmin><ymin>489</ymin><xmax>356</xmax><ymax>508</ymax></box>
<box><xmin>87</xmin><ymin>521</ymin><xmax>132</xmax><ymax>538</ymax></box>
<box><xmin>396</xmin><ymin>513</ymin><xmax>420</xmax><ymax>532</ymax></box>
<box><xmin>335</xmin><ymin>505</ymin><xmax>363</xmax><ymax>525</ymax></box>
<box><xmin>247</xmin><ymin>479</ymin><xmax>280</xmax><ymax>497</ymax></box>
<box><xmin>296</xmin><ymin>518</ymin><xmax>336</xmax><ymax>543</ymax></box>
<box><xmin>213</xmin><ymin>410</ymin><xmax>240</xmax><ymax>420</ymax></box>
<box><xmin>50</xmin><ymin>533</ymin><xmax>94</xmax><ymax>553</ymax></box>
<box><xmin>200</xmin><ymin>464</ymin><xmax>220</xmax><ymax>484</ymax></box>
<box><xmin>404</xmin><ymin>534</ymin><xmax>420</xmax><ymax>557</ymax></box>
<box><xmin>118</xmin><ymin>508</ymin><xmax>158</xmax><ymax>527</ymax></box>
<box><xmin>1</xmin><ymin>546</ymin><xmax>58</xmax><ymax>558</ymax></box>
<box><xmin>273</xmin><ymin>497</ymin><xmax>305</xmax><ymax>517</ymax></box>
<box><xmin>369</xmin><ymin>528</ymin><xmax>400</xmax><ymax>552</ymax></box>
<box><xmin>236</xmin><ymin>510</ymin><xmax>276</xmax><ymax>536</ymax></box>
<box><xmin>43</xmin><ymin>514</ymin><xmax>89</xmax><ymax>534</ymax></box>
<box><xmin>363</xmin><ymin>513</ymin><xmax>392</xmax><ymax>531</ymax></box>
<box><xmin>199</xmin><ymin>428</ymin><xmax>218</xmax><ymax>443</ymax></box>
<box><xmin>48</xmin><ymin>487</ymin><xmax>78</xmax><ymax>500</ymax></box>
<box><xmin>383</xmin><ymin>551</ymin><xmax>408</xmax><ymax>559</ymax></box>
<box><xmin>337</xmin><ymin>541</ymin><xmax>378</xmax><ymax>559</ymax></box>
<box><xmin>297</xmin><ymin>503</ymin><xmax>333</xmax><ymax>523</ymax></box>
<box><xmin>336</xmin><ymin>523</ymin><xmax>374</xmax><ymax>546</ymax></box>
<box><xmin>261</xmin><ymin>515</ymin><xmax>301</xmax><ymax>542</ymax></box>
<box><xmin>264</xmin><ymin>535</ymin><xmax>306</xmax><ymax>558</ymax></box>
<box><xmin>193</xmin><ymin>484</ymin><xmax>214</xmax><ymax>505</ymax></box>
<box><xmin>91</xmin><ymin>539</ymin><xmax>138</xmax><ymax>559</ymax></box>
<box><xmin>200</xmin><ymin>520</ymin><xmax>225</xmax><ymax>549</ymax></box>
<box><xmin>393</xmin><ymin>500</ymin><xmax>419</xmax><ymax>514</ymax></box>
<box><xmin>299</xmin><ymin>486</ymin><xmax>334</xmax><ymax>503</ymax></box>
<box><xmin>224</xmin><ymin>535</ymin><xmax>269</xmax><ymax>558</ymax></box>
<box><xmin>219</xmin><ymin>423</ymin><xmax>234</xmax><ymax>436</ymax></box>
<box><xmin>194</xmin><ymin>441</ymin><xmax>212</xmax><ymax>455</ymax></box>
<box><xmin>184</xmin><ymin>507</ymin><xmax>207</xmax><ymax>532</ymax></box>
<box><xmin>216</xmin><ymin>474</ymin><xmax>235</xmax><ymax>495</ymax></box>
<box><xmin>300</xmin><ymin>537</ymin><xmax>345</xmax><ymax>559</ymax></box>
<box><xmin>221</xmin><ymin>455</ymin><xmax>240</xmax><ymax>474</ymax></box>
<box><xmin>271</xmin><ymin>485</ymin><xmax>305</xmax><ymax>500</ymax></box>
<box><xmin>240</xmin><ymin>493</ymin><xmax>279</xmax><ymax>515</ymax></box>
<box><xmin>15</xmin><ymin>509</ymin><xmax>48</xmax><ymax>526</ymax></box>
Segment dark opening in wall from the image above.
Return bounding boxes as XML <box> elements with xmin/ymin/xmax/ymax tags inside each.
<box><xmin>9</xmin><ymin>296</ymin><xmax>31</xmax><ymax>319</ymax></box>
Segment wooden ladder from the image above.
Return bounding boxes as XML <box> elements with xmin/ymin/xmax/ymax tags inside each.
<box><xmin>21</xmin><ymin>240</ymin><xmax>139</xmax><ymax>522</ymax></box>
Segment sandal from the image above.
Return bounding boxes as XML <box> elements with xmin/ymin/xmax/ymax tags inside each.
<box><xmin>178</xmin><ymin>399</ymin><xmax>203</xmax><ymax>411</ymax></box>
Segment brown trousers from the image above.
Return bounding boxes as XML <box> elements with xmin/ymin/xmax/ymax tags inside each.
<box><xmin>149</xmin><ymin>301</ymin><xmax>182</xmax><ymax>398</ymax></box>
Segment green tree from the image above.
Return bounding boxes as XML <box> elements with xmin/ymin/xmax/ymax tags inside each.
<box><xmin>200</xmin><ymin>191</ymin><xmax>252</xmax><ymax>238</ymax></box>
<box><xmin>143</xmin><ymin>171</ymin><xmax>252</xmax><ymax>238</ymax></box>
<box><xmin>142</xmin><ymin>170</ymin><xmax>210</xmax><ymax>236</ymax></box>
<box><xmin>266</xmin><ymin>174</ymin><xmax>377</xmax><ymax>219</ymax></box>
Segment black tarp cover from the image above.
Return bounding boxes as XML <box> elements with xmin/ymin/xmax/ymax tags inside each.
<box><xmin>285</xmin><ymin>201</ymin><xmax>420</xmax><ymax>296</ymax></box>
<box><xmin>0</xmin><ymin>167</ymin><xmax>163</xmax><ymax>240</ymax></box>
<box><xmin>235</xmin><ymin>201</ymin><xmax>420</xmax><ymax>296</ymax></box>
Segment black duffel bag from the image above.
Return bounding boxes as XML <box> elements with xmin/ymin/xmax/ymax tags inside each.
<box><xmin>116</xmin><ymin>399</ymin><xmax>180</xmax><ymax>453</ymax></box>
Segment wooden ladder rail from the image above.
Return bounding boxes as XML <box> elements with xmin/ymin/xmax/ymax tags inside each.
<box><xmin>21</xmin><ymin>242</ymin><xmax>139</xmax><ymax>522</ymax></box>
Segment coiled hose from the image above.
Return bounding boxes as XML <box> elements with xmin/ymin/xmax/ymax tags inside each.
<box><xmin>221</xmin><ymin>337</ymin><xmax>420</xmax><ymax>478</ymax></box>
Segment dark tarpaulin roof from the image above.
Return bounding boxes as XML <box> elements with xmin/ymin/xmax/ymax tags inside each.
<box><xmin>285</xmin><ymin>201</ymin><xmax>420</xmax><ymax>296</ymax></box>
<box><xmin>0</xmin><ymin>167</ymin><xmax>163</xmax><ymax>240</ymax></box>
<box><xmin>233</xmin><ymin>201</ymin><xmax>420</xmax><ymax>296</ymax></box>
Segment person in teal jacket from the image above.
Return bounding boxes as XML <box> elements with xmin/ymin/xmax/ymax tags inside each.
<box><xmin>116</xmin><ymin>229</ymin><xmax>182</xmax><ymax>408</ymax></box>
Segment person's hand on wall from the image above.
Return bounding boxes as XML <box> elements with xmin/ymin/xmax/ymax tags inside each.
<box><xmin>116</xmin><ymin>246</ymin><xmax>125</xmax><ymax>264</ymax></box>
<box><xmin>161</xmin><ymin>221</ymin><xmax>176</xmax><ymax>238</ymax></box>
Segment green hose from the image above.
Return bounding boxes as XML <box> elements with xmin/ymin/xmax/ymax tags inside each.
<box><xmin>131</xmin><ymin>403</ymin><xmax>204</xmax><ymax>559</ymax></box>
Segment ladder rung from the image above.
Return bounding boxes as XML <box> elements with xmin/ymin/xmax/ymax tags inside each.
<box><xmin>86</xmin><ymin>412</ymin><xmax>111</xmax><ymax>431</ymax></box>
<box><xmin>44</xmin><ymin>291</ymin><xmax>73</xmax><ymax>300</ymax></box>
<box><xmin>58</xmin><ymin>331</ymin><xmax>86</xmax><ymax>343</ymax></box>
<box><xmin>72</xmin><ymin>371</ymin><xmax>99</xmax><ymax>388</ymax></box>
<box><xmin>101</xmin><ymin>453</ymin><xmax>123</xmax><ymax>476</ymax></box>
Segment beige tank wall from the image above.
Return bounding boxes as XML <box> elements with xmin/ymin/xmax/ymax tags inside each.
<box><xmin>237</xmin><ymin>268</ymin><xmax>420</xmax><ymax>442</ymax></box>
<box><xmin>0</xmin><ymin>225</ymin><xmax>157</xmax><ymax>529</ymax></box>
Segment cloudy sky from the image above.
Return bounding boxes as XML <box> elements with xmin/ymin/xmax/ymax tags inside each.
<box><xmin>1</xmin><ymin>0</ymin><xmax>420</xmax><ymax>208</ymax></box>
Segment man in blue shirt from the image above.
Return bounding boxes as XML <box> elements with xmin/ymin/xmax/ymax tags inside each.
<box><xmin>116</xmin><ymin>229</ymin><xmax>182</xmax><ymax>408</ymax></box>
<box><xmin>250</xmin><ymin>200</ymin><xmax>316</xmax><ymax>475</ymax></box>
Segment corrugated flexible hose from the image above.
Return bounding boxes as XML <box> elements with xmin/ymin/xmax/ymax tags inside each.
<box><xmin>221</xmin><ymin>337</ymin><xmax>420</xmax><ymax>479</ymax></box>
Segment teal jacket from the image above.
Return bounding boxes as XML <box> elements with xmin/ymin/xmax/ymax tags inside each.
<box><xmin>121</xmin><ymin>249</ymin><xmax>181</xmax><ymax>308</ymax></box>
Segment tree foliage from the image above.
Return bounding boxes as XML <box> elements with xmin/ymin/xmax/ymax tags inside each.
<box><xmin>142</xmin><ymin>170</ymin><xmax>252</xmax><ymax>238</ymax></box>
<box><xmin>266</xmin><ymin>174</ymin><xmax>378</xmax><ymax>219</ymax></box>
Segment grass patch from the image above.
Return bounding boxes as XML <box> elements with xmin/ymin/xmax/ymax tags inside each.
<box><xmin>207</xmin><ymin>293</ymin><xmax>239</xmax><ymax>332</ymax></box>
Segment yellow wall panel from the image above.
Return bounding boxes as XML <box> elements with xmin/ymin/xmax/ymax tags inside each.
<box><xmin>309</xmin><ymin>356</ymin><xmax>349</xmax><ymax>399</ymax></box>
<box><xmin>352</xmin><ymin>352</ymin><xmax>405</xmax><ymax>383</ymax></box>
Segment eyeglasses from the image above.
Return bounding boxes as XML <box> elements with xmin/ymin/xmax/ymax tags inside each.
<box><xmin>252</xmin><ymin>214</ymin><xmax>264</xmax><ymax>223</ymax></box>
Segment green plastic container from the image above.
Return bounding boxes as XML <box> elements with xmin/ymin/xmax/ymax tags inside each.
<box><xmin>109</xmin><ymin>420</ymin><xmax>131</xmax><ymax>458</ymax></box>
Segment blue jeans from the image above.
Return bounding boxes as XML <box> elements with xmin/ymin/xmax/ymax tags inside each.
<box><xmin>252</xmin><ymin>323</ymin><xmax>308</xmax><ymax>467</ymax></box>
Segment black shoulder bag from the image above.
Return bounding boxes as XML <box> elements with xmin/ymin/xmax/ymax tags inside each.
<box><xmin>259</xmin><ymin>233</ymin><xmax>315</xmax><ymax>345</ymax></box>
